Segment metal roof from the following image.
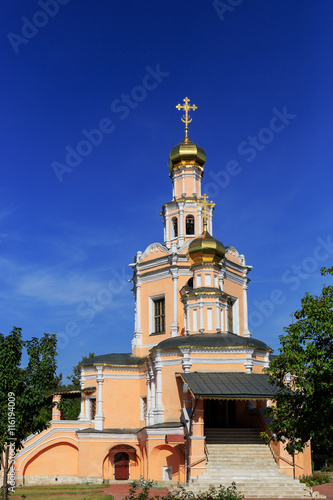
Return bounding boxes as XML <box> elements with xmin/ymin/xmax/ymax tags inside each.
<box><xmin>81</xmin><ymin>353</ymin><xmax>147</xmax><ymax>367</ymax></box>
<box><xmin>151</xmin><ymin>333</ymin><xmax>272</xmax><ymax>352</ymax></box>
<box><xmin>180</xmin><ymin>372</ymin><xmax>276</xmax><ymax>399</ymax></box>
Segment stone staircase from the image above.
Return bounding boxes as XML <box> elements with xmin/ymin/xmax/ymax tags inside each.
<box><xmin>187</xmin><ymin>428</ymin><xmax>320</xmax><ymax>498</ymax></box>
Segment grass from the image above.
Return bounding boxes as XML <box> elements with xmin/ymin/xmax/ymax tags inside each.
<box><xmin>8</xmin><ymin>483</ymin><xmax>112</xmax><ymax>499</ymax></box>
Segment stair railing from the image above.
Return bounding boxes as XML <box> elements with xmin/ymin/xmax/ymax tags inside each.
<box><xmin>189</xmin><ymin>456</ymin><xmax>206</xmax><ymax>468</ymax></box>
<box><xmin>204</xmin><ymin>441</ymin><xmax>209</xmax><ymax>463</ymax></box>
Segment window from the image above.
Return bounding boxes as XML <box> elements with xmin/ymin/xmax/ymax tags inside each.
<box><xmin>197</xmin><ymin>274</ymin><xmax>202</xmax><ymax>287</ymax></box>
<box><xmin>214</xmin><ymin>275</ymin><xmax>218</xmax><ymax>287</ymax></box>
<box><xmin>154</xmin><ymin>298</ymin><xmax>165</xmax><ymax>333</ymax></box>
<box><xmin>205</xmin><ymin>274</ymin><xmax>211</xmax><ymax>286</ymax></box>
<box><xmin>186</xmin><ymin>214</ymin><xmax>195</xmax><ymax>235</ymax></box>
<box><xmin>227</xmin><ymin>300</ymin><xmax>233</xmax><ymax>333</ymax></box>
<box><xmin>207</xmin><ymin>308</ymin><xmax>213</xmax><ymax>330</ymax></box>
<box><xmin>171</xmin><ymin>217</ymin><xmax>178</xmax><ymax>238</ymax></box>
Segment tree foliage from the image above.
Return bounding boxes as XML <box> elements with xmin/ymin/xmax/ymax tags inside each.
<box><xmin>0</xmin><ymin>327</ymin><xmax>58</xmax><ymax>499</ymax></box>
<box><xmin>266</xmin><ymin>267</ymin><xmax>333</xmax><ymax>454</ymax></box>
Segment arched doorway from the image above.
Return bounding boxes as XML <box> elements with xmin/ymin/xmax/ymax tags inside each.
<box><xmin>114</xmin><ymin>451</ymin><xmax>130</xmax><ymax>480</ymax></box>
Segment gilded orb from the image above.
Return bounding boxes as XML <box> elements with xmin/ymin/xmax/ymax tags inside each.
<box><xmin>187</xmin><ymin>230</ymin><xmax>225</xmax><ymax>266</ymax></box>
<box><xmin>168</xmin><ymin>136</ymin><xmax>206</xmax><ymax>171</ymax></box>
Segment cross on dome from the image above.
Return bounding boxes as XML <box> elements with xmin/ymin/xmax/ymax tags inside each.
<box><xmin>175</xmin><ymin>97</ymin><xmax>197</xmax><ymax>139</ymax></box>
<box><xmin>196</xmin><ymin>193</ymin><xmax>215</xmax><ymax>231</ymax></box>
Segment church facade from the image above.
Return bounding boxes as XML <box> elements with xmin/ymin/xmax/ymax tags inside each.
<box><xmin>12</xmin><ymin>99</ymin><xmax>311</xmax><ymax>487</ymax></box>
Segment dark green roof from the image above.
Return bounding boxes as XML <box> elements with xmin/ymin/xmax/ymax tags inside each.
<box><xmin>151</xmin><ymin>333</ymin><xmax>272</xmax><ymax>352</ymax></box>
<box><xmin>81</xmin><ymin>353</ymin><xmax>146</xmax><ymax>367</ymax></box>
<box><xmin>143</xmin><ymin>422</ymin><xmax>183</xmax><ymax>429</ymax></box>
<box><xmin>180</xmin><ymin>372</ymin><xmax>276</xmax><ymax>399</ymax></box>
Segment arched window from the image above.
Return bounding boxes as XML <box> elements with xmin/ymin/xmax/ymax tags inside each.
<box><xmin>186</xmin><ymin>214</ymin><xmax>195</xmax><ymax>235</ymax></box>
<box><xmin>171</xmin><ymin>217</ymin><xmax>178</xmax><ymax>238</ymax></box>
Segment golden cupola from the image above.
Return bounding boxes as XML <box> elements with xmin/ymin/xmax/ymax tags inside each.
<box><xmin>168</xmin><ymin>97</ymin><xmax>206</xmax><ymax>172</ymax></box>
<box><xmin>187</xmin><ymin>229</ymin><xmax>225</xmax><ymax>266</ymax></box>
<box><xmin>187</xmin><ymin>193</ymin><xmax>225</xmax><ymax>266</ymax></box>
<box><xmin>168</xmin><ymin>136</ymin><xmax>206</xmax><ymax>171</ymax></box>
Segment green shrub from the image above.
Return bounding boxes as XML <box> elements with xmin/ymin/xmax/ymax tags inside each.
<box><xmin>299</xmin><ymin>472</ymin><xmax>330</xmax><ymax>487</ymax></box>
<box><xmin>124</xmin><ymin>480</ymin><xmax>244</xmax><ymax>500</ymax></box>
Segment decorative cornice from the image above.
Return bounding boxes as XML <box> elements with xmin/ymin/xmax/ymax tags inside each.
<box><xmin>139</xmin><ymin>242</ymin><xmax>171</xmax><ymax>261</ymax></box>
<box><xmin>224</xmin><ymin>269</ymin><xmax>247</xmax><ymax>286</ymax></box>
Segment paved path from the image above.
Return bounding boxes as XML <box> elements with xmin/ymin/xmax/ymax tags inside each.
<box><xmin>102</xmin><ymin>480</ymin><xmax>333</xmax><ymax>500</ymax></box>
<box><xmin>312</xmin><ymin>480</ymin><xmax>333</xmax><ymax>500</ymax></box>
<box><xmin>101</xmin><ymin>483</ymin><xmax>169</xmax><ymax>499</ymax></box>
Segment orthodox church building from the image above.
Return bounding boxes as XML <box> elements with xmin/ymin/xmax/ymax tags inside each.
<box><xmin>12</xmin><ymin>99</ymin><xmax>312</xmax><ymax>494</ymax></box>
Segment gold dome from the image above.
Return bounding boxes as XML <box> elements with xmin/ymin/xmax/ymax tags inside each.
<box><xmin>168</xmin><ymin>136</ymin><xmax>206</xmax><ymax>172</ymax></box>
<box><xmin>187</xmin><ymin>230</ymin><xmax>225</xmax><ymax>266</ymax></box>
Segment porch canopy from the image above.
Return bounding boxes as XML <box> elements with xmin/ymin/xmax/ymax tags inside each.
<box><xmin>179</xmin><ymin>372</ymin><xmax>277</xmax><ymax>400</ymax></box>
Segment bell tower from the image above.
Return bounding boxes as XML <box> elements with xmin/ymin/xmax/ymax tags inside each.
<box><xmin>162</xmin><ymin>98</ymin><xmax>214</xmax><ymax>248</ymax></box>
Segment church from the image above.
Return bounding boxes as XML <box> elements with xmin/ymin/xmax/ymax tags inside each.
<box><xmin>12</xmin><ymin>99</ymin><xmax>312</xmax><ymax>496</ymax></box>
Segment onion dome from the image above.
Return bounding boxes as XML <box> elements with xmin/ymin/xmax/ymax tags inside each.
<box><xmin>187</xmin><ymin>229</ymin><xmax>225</xmax><ymax>266</ymax></box>
<box><xmin>168</xmin><ymin>136</ymin><xmax>206</xmax><ymax>172</ymax></box>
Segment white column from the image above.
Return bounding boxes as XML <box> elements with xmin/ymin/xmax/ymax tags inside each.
<box><xmin>179</xmin><ymin>203</ymin><xmax>184</xmax><ymax>245</ymax></box>
<box><xmin>216</xmin><ymin>299</ymin><xmax>221</xmax><ymax>333</ymax></box>
<box><xmin>245</xmin><ymin>351</ymin><xmax>254</xmax><ymax>374</ymax></box>
<box><xmin>182</xmin><ymin>173</ymin><xmax>185</xmax><ymax>197</ymax></box>
<box><xmin>133</xmin><ymin>278</ymin><xmax>142</xmax><ymax>346</ymax></box>
<box><xmin>150</xmin><ymin>369</ymin><xmax>155</xmax><ymax>425</ymax></box>
<box><xmin>193</xmin><ymin>173</ymin><xmax>196</xmax><ymax>197</ymax></box>
<box><xmin>199</xmin><ymin>300</ymin><xmax>204</xmax><ymax>333</ymax></box>
<box><xmin>165</xmin><ymin>211</ymin><xmax>170</xmax><ymax>247</ymax></box>
<box><xmin>146</xmin><ymin>372</ymin><xmax>151</xmax><ymax>426</ymax></box>
<box><xmin>185</xmin><ymin>303</ymin><xmax>190</xmax><ymax>335</ymax></box>
<box><xmin>171</xmin><ymin>268</ymin><xmax>179</xmax><ymax>337</ymax></box>
<box><xmin>154</xmin><ymin>355</ymin><xmax>164</xmax><ymax>423</ymax></box>
<box><xmin>78</xmin><ymin>368</ymin><xmax>86</xmax><ymax>421</ymax></box>
<box><xmin>181</xmin><ymin>348</ymin><xmax>192</xmax><ymax>373</ymax></box>
<box><xmin>94</xmin><ymin>365</ymin><xmax>104</xmax><ymax>430</ymax></box>
<box><xmin>243</xmin><ymin>284</ymin><xmax>251</xmax><ymax>337</ymax></box>
<box><xmin>233</xmin><ymin>298</ymin><xmax>240</xmax><ymax>335</ymax></box>
<box><xmin>219</xmin><ymin>270</ymin><xmax>225</xmax><ymax>291</ymax></box>
<box><xmin>198</xmin><ymin>207</ymin><xmax>202</xmax><ymax>234</ymax></box>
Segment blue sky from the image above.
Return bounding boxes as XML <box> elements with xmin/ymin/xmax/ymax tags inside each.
<box><xmin>1</xmin><ymin>1</ymin><xmax>333</xmax><ymax>379</ymax></box>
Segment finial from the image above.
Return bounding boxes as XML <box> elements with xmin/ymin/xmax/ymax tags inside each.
<box><xmin>175</xmin><ymin>97</ymin><xmax>197</xmax><ymax>139</ymax></box>
<box><xmin>196</xmin><ymin>193</ymin><xmax>215</xmax><ymax>232</ymax></box>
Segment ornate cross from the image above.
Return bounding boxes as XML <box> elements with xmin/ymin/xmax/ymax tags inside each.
<box><xmin>176</xmin><ymin>97</ymin><xmax>197</xmax><ymax>138</ymax></box>
<box><xmin>196</xmin><ymin>193</ymin><xmax>215</xmax><ymax>231</ymax></box>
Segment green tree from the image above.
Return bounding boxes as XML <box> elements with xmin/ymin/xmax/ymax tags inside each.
<box><xmin>0</xmin><ymin>327</ymin><xmax>58</xmax><ymax>500</ymax></box>
<box><xmin>266</xmin><ymin>267</ymin><xmax>333</xmax><ymax>454</ymax></box>
<box><xmin>57</xmin><ymin>352</ymin><xmax>95</xmax><ymax>420</ymax></box>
